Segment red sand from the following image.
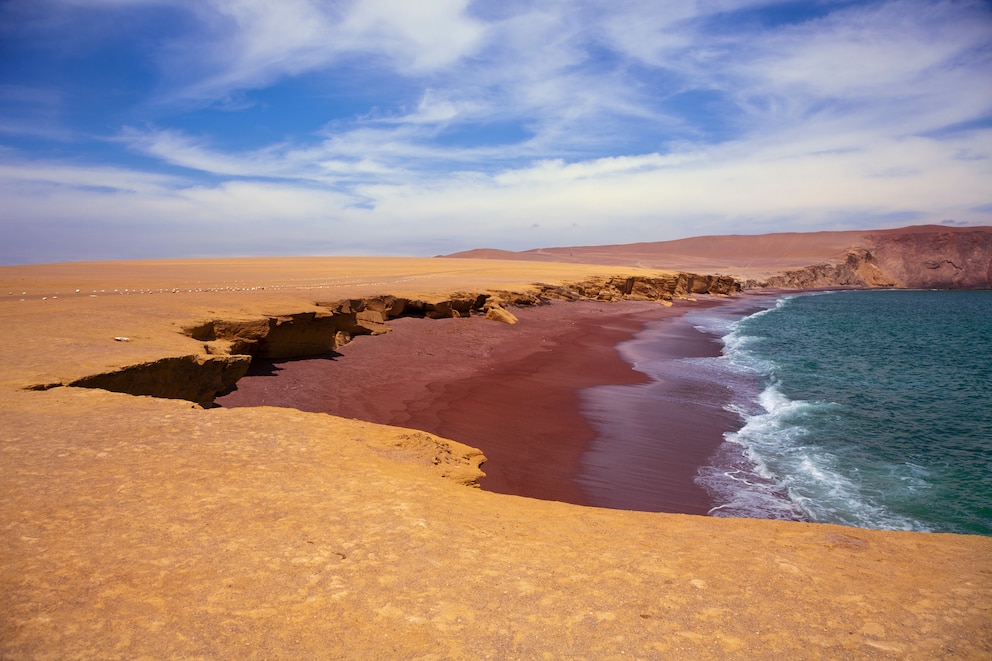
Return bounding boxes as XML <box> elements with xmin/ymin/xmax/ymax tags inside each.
<box><xmin>217</xmin><ymin>297</ymin><xmax>745</xmax><ymax>511</ymax></box>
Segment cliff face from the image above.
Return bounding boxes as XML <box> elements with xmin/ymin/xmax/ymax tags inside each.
<box><xmin>60</xmin><ymin>272</ymin><xmax>737</xmax><ymax>407</ymax></box>
<box><xmin>762</xmin><ymin>248</ymin><xmax>896</xmax><ymax>289</ymax></box>
<box><xmin>764</xmin><ymin>228</ymin><xmax>992</xmax><ymax>290</ymax></box>
<box><xmin>540</xmin><ymin>273</ymin><xmax>740</xmax><ymax>301</ymax></box>
<box><xmin>869</xmin><ymin>229</ymin><xmax>992</xmax><ymax>289</ymax></box>
<box><xmin>66</xmin><ymin>355</ymin><xmax>252</xmax><ymax>408</ymax></box>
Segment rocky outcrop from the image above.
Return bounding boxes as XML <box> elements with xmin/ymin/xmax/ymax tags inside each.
<box><xmin>186</xmin><ymin>312</ymin><xmax>338</xmax><ymax>359</ymax></box>
<box><xmin>761</xmin><ymin>229</ymin><xmax>992</xmax><ymax>290</ymax></box>
<box><xmin>535</xmin><ymin>273</ymin><xmax>740</xmax><ymax>302</ymax></box>
<box><xmin>184</xmin><ymin>275</ymin><xmax>738</xmax><ymax>363</ymax></box>
<box><xmin>484</xmin><ymin>306</ymin><xmax>519</xmax><ymax>324</ymax></box>
<box><xmin>763</xmin><ymin>248</ymin><xmax>897</xmax><ymax>289</ymax></box>
<box><xmin>450</xmin><ymin>224</ymin><xmax>992</xmax><ymax>291</ymax></box>
<box><xmin>868</xmin><ymin>229</ymin><xmax>992</xmax><ymax>289</ymax></box>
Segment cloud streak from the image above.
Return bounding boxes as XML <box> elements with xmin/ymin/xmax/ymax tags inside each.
<box><xmin>1</xmin><ymin>0</ymin><xmax>990</xmax><ymax>263</ymax></box>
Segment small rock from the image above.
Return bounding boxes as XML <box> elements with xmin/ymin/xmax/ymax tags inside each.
<box><xmin>485</xmin><ymin>306</ymin><xmax>518</xmax><ymax>324</ymax></box>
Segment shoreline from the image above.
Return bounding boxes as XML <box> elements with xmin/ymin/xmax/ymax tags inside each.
<box><xmin>217</xmin><ymin>295</ymin><xmax>762</xmax><ymax>512</ymax></box>
<box><xmin>577</xmin><ymin>310</ymin><xmax>739</xmax><ymax>514</ymax></box>
<box><xmin>578</xmin><ymin>294</ymin><xmax>783</xmax><ymax>514</ymax></box>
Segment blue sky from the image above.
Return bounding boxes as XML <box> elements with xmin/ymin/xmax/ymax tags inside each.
<box><xmin>1</xmin><ymin>0</ymin><xmax>990</xmax><ymax>264</ymax></box>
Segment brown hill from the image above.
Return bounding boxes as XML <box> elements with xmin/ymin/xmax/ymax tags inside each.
<box><xmin>446</xmin><ymin>224</ymin><xmax>992</xmax><ymax>289</ymax></box>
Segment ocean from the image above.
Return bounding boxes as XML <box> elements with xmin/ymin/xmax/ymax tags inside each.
<box><xmin>687</xmin><ymin>290</ymin><xmax>992</xmax><ymax>536</ymax></box>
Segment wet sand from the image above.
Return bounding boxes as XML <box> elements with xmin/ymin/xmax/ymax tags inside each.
<box><xmin>217</xmin><ymin>296</ymin><xmax>745</xmax><ymax>511</ymax></box>
<box><xmin>578</xmin><ymin>296</ymin><xmax>778</xmax><ymax>514</ymax></box>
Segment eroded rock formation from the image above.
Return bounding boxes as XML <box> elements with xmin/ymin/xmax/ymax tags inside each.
<box><xmin>550</xmin><ymin>273</ymin><xmax>741</xmax><ymax>301</ymax></box>
<box><xmin>762</xmin><ymin>229</ymin><xmax>992</xmax><ymax>290</ymax></box>
<box><xmin>57</xmin><ymin>272</ymin><xmax>740</xmax><ymax>408</ymax></box>
<box><xmin>869</xmin><ymin>229</ymin><xmax>992</xmax><ymax>289</ymax></box>
<box><xmin>763</xmin><ymin>248</ymin><xmax>897</xmax><ymax>289</ymax></box>
<box><xmin>186</xmin><ymin>312</ymin><xmax>338</xmax><ymax>358</ymax></box>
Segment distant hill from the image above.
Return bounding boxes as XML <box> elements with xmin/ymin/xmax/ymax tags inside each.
<box><xmin>443</xmin><ymin>225</ymin><xmax>992</xmax><ymax>289</ymax></box>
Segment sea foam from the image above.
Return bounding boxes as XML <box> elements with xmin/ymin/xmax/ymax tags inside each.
<box><xmin>695</xmin><ymin>290</ymin><xmax>992</xmax><ymax>535</ymax></box>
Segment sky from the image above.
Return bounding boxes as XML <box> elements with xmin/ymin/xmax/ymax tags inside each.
<box><xmin>1</xmin><ymin>0</ymin><xmax>991</xmax><ymax>264</ymax></box>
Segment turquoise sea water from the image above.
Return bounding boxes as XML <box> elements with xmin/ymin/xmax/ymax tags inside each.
<box><xmin>691</xmin><ymin>290</ymin><xmax>992</xmax><ymax>535</ymax></box>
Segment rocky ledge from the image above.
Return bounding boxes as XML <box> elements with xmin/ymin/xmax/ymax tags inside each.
<box><xmin>54</xmin><ymin>271</ymin><xmax>739</xmax><ymax>408</ymax></box>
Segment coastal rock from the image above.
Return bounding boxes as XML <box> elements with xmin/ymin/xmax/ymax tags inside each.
<box><xmin>484</xmin><ymin>306</ymin><xmax>518</xmax><ymax>324</ymax></box>
<box><xmin>315</xmin><ymin>299</ymin><xmax>395</xmax><ymax>337</ymax></box>
<box><xmin>763</xmin><ymin>229</ymin><xmax>992</xmax><ymax>290</ymax></box>
<box><xmin>765</xmin><ymin>248</ymin><xmax>897</xmax><ymax>289</ymax></box>
<box><xmin>487</xmin><ymin>290</ymin><xmax>543</xmax><ymax>307</ymax></box>
<box><xmin>261</xmin><ymin>313</ymin><xmax>339</xmax><ymax>358</ymax></box>
<box><xmin>424</xmin><ymin>300</ymin><xmax>462</xmax><ymax>319</ymax></box>
<box><xmin>331</xmin><ymin>309</ymin><xmax>389</xmax><ymax>336</ymax></box>
<box><xmin>317</xmin><ymin>294</ymin><xmax>494</xmax><ymax>323</ymax></box>
<box><xmin>537</xmin><ymin>274</ymin><xmax>740</xmax><ymax>302</ymax></box>
<box><xmin>535</xmin><ymin>283</ymin><xmax>584</xmax><ymax>301</ymax></box>
<box><xmin>630</xmin><ymin>278</ymin><xmax>673</xmax><ymax>301</ymax></box>
<box><xmin>446</xmin><ymin>224</ymin><xmax>992</xmax><ymax>291</ymax></box>
<box><xmin>185</xmin><ymin>313</ymin><xmax>338</xmax><ymax>358</ymax></box>
<box><xmin>868</xmin><ymin>229</ymin><xmax>992</xmax><ymax>289</ymax></box>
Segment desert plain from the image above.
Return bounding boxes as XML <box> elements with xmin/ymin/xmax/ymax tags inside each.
<box><xmin>2</xmin><ymin>236</ymin><xmax>991</xmax><ymax>659</ymax></box>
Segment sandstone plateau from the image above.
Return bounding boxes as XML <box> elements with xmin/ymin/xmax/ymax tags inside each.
<box><xmin>2</xmin><ymin>230</ymin><xmax>991</xmax><ymax>659</ymax></box>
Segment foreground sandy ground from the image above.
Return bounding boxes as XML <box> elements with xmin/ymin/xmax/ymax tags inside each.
<box><xmin>2</xmin><ymin>257</ymin><xmax>990</xmax><ymax>659</ymax></box>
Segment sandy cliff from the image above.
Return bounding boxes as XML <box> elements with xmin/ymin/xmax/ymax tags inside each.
<box><xmin>14</xmin><ymin>268</ymin><xmax>738</xmax><ymax>408</ymax></box>
<box><xmin>1</xmin><ymin>256</ymin><xmax>990</xmax><ymax>659</ymax></box>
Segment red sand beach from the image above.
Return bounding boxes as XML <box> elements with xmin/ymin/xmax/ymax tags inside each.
<box><xmin>217</xmin><ymin>296</ymin><xmax>753</xmax><ymax>512</ymax></box>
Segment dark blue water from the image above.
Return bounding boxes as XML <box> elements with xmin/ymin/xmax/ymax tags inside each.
<box><xmin>691</xmin><ymin>290</ymin><xmax>992</xmax><ymax>535</ymax></box>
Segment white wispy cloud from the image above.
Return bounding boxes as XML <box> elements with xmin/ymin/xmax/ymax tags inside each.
<box><xmin>161</xmin><ymin>0</ymin><xmax>487</xmax><ymax>102</ymax></box>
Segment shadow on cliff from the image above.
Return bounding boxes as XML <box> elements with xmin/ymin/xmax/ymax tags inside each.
<box><xmin>243</xmin><ymin>350</ymin><xmax>344</xmax><ymax>377</ymax></box>
<box><xmin>213</xmin><ymin>350</ymin><xmax>343</xmax><ymax>402</ymax></box>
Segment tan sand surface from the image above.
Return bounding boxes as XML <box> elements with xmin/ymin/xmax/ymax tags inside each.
<box><xmin>2</xmin><ymin>257</ymin><xmax>990</xmax><ymax>659</ymax></box>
